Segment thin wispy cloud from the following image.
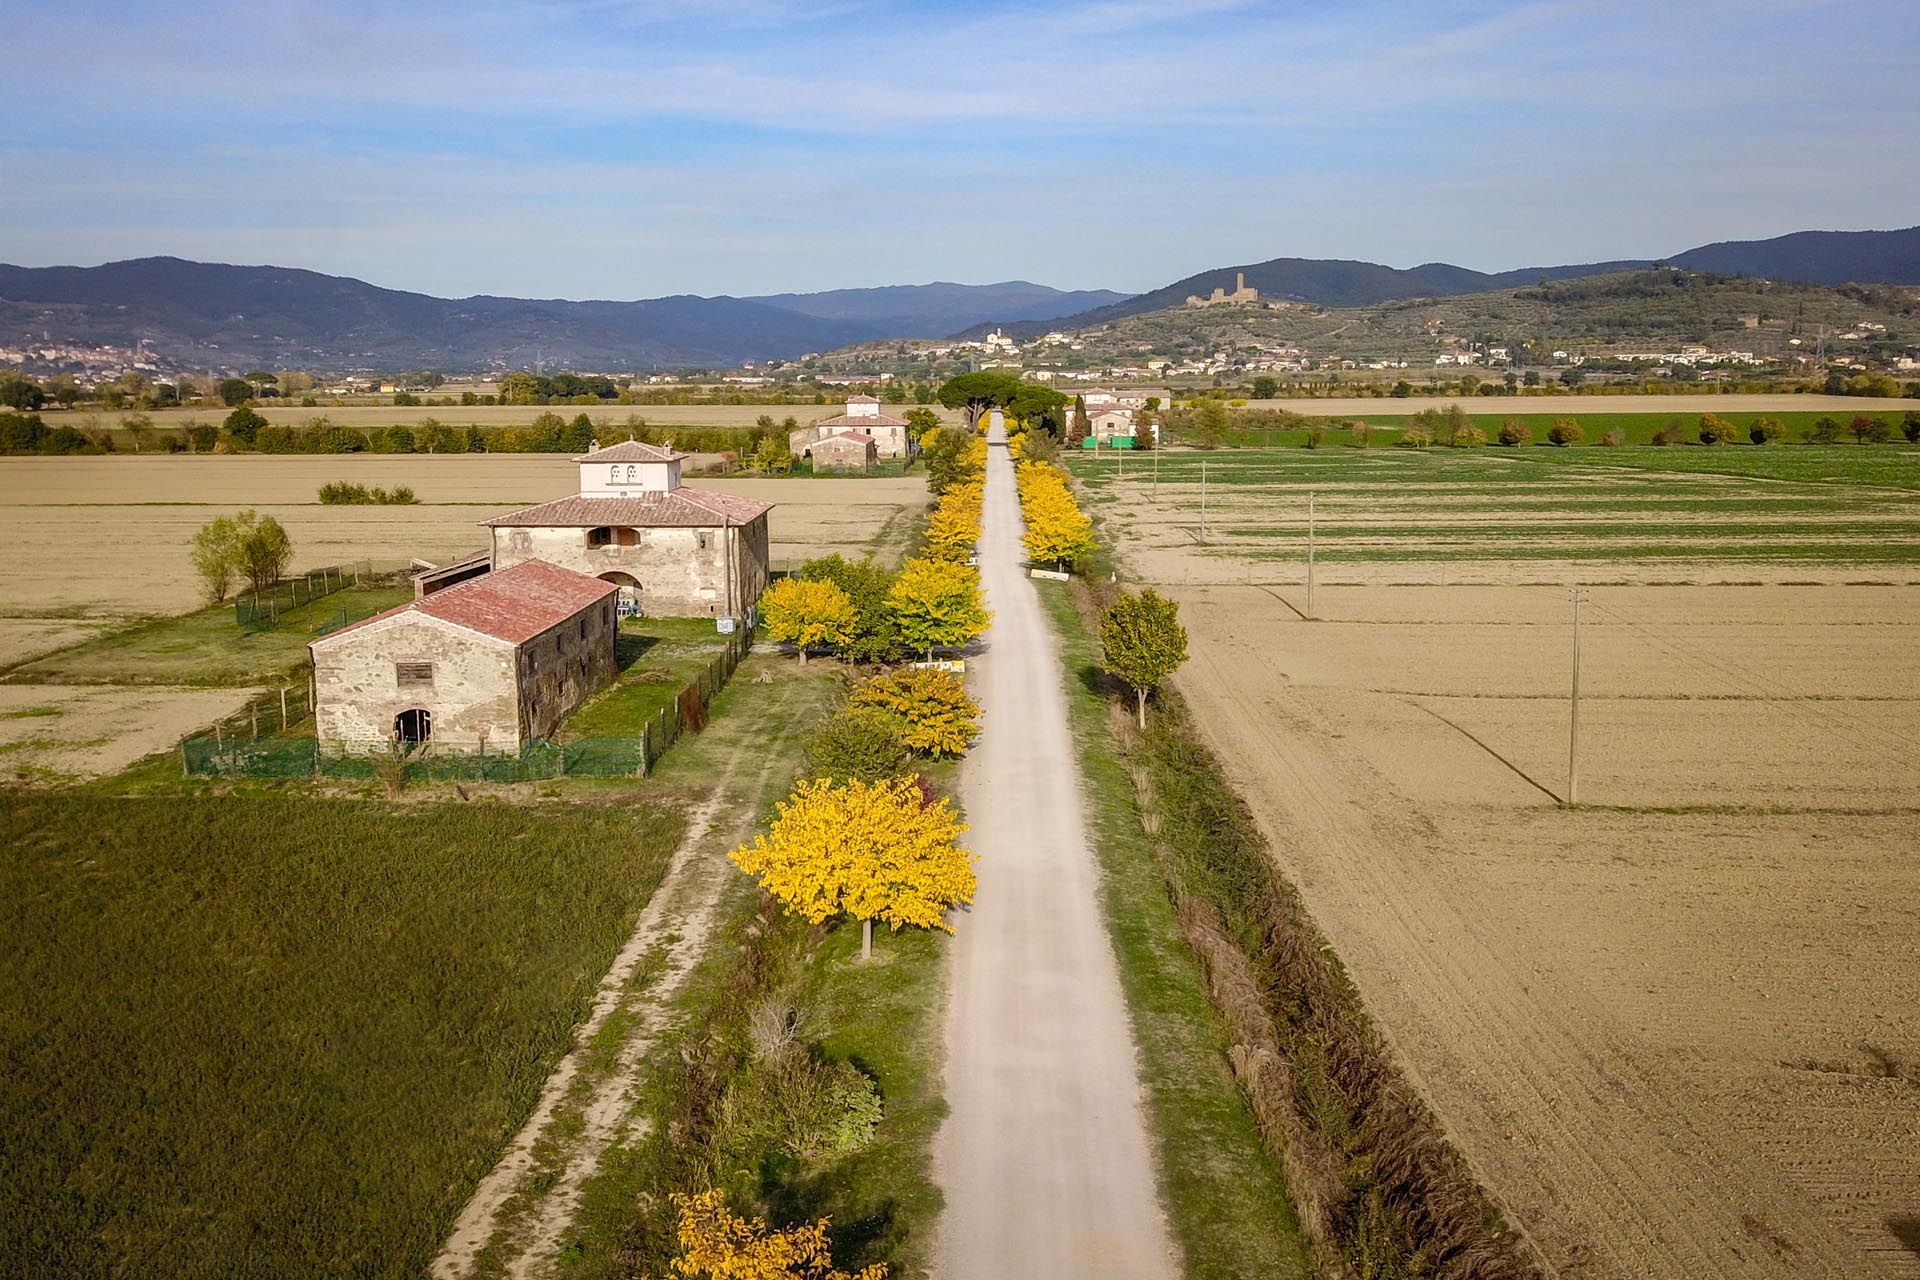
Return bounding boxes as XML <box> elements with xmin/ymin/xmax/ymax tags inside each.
<box><xmin>3</xmin><ymin>0</ymin><xmax>1914</xmax><ymax>296</ymax></box>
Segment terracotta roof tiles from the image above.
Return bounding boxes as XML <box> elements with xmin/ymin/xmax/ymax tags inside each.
<box><xmin>313</xmin><ymin>559</ymin><xmax>616</xmax><ymax>648</ymax></box>
<box><xmin>481</xmin><ymin>488</ymin><xmax>772</xmax><ymax>529</ymax></box>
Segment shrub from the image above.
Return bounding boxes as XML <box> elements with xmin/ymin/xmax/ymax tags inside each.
<box><xmin>318</xmin><ymin>481</ymin><xmax>371</xmax><ymax>504</ymax></box>
<box><xmin>803</xmin><ymin>706</ymin><xmax>912</xmax><ymax>783</ymax></box>
<box><xmin>1599</xmin><ymin>428</ymin><xmax>1626</xmax><ymax>447</ymax></box>
<box><xmin>1904</xmin><ymin>410</ymin><xmax>1920</xmax><ymax>443</ymax></box>
<box><xmin>1546</xmin><ymin>418</ymin><xmax>1584</xmax><ymax>447</ymax></box>
<box><xmin>1495</xmin><ymin>419</ymin><xmax>1531</xmax><ymax>447</ymax></box>
<box><xmin>1697</xmin><ymin>413</ymin><xmax>1739</xmax><ymax>444</ymax></box>
<box><xmin>1453</xmin><ymin>425</ymin><xmax>1486</xmax><ymax>447</ymax></box>
<box><xmin>1302</xmin><ymin>424</ymin><xmax>1326</xmax><ymax>449</ymax></box>
<box><xmin>1748</xmin><ymin>417</ymin><xmax>1786</xmax><ymax>445</ymax></box>
<box><xmin>850</xmin><ymin>668</ymin><xmax>980</xmax><ymax>757</ymax></box>
<box><xmin>1806</xmin><ymin>415</ymin><xmax>1842</xmax><ymax>444</ymax></box>
<box><xmin>1349</xmin><ymin>421</ymin><xmax>1370</xmax><ymax>448</ymax></box>
<box><xmin>1650</xmin><ymin>418</ymin><xmax>1686</xmax><ymax>446</ymax></box>
<box><xmin>1395</xmin><ymin>426</ymin><xmax>1430</xmax><ymax>449</ymax></box>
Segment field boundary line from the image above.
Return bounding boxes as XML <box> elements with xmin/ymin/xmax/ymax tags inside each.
<box><xmin>1409</xmin><ymin>700</ymin><xmax>1565</xmax><ymax>804</ymax></box>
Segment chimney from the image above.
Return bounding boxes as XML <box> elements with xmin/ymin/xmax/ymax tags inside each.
<box><xmin>587</xmin><ymin>440</ymin><xmax>599</xmax><ymax>453</ymax></box>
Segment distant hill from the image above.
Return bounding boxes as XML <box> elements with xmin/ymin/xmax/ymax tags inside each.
<box><xmin>0</xmin><ymin>257</ymin><xmax>892</xmax><ymax>371</ymax></box>
<box><xmin>747</xmin><ymin>281</ymin><xmax>1130</xmax><ymax>337</ymax></box>
<box><xmin>979</xmin><ymin>225</ymin><xmax>1920</xmax><ymax>338</ymax></box>
<box><xmin>1669</xmin><ymin>227</ymin><xmax>1920</xmax><ymax>285</ymax></box>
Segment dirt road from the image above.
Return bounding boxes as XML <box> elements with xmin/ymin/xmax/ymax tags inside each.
<box><xmin>932</xmin><ymin>422</ymin><xmax>1179</xmax><ymax>1280</ymax></box>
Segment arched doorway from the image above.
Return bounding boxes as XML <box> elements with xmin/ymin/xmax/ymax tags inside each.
<box><xmin>600</xmin><ymin>571</ymin><xmax>642</xmax><ymax>618</ymax></box>
<box><xmin>394</xmin><ymin>708</ymin><xmax>432</xmax><ymax>745</ymax></box>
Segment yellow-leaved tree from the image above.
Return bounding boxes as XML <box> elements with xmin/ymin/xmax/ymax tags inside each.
<box><xmin>922</xmin><ymin>479</ymin><xmax>983</xmax><ymax>562</ymax></box>
<box><xmin>729</xmin><ymin>776</ymin><xmax>974</xmax><ymax>961</ymax></box>
<box><xmin>760</xmin><ymin>577</ymin><xmax>858</xmax><ymax>664</ymax></box>
<box><xmin>849</xmin><ymin>668</ymin><xmax>980</xmax><ymax>757</ymax></box>
<box><xmin>668</xmin><ymin>1188</ymin><xmax>886</xmax><ymax>1280</ymax></box>
<box><xmin>1016</xmin><ymin>463</ymin><xmax>1094</xmax><ymax>570</ymax></box>
<box><xmin>885</xmin><ymin>557</ymin><xmax>989</xmax><ymax>661</ymax></box>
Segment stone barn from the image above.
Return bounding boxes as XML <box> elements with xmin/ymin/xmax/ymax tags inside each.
<box><xmin>485</xmin><ymin>440</ymin><xmax>773</xmax><ymax>619</ymax></box>
<box><xmin>802</xmin><ymin>430</ymin><xmax>878</xmax><ymax>472</ymax></box>
<box><xmin>309</xmin><ymin>559</ymin><xmax>618</xmax><ymax>754</ymax></box>
<box><xmin>790</xmin><ymin>395</ymin><xmax>913</xmax><ymax>459</ymax></box>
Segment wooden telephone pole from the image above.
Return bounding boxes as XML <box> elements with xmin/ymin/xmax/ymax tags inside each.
<box><xmin>1567</xmin><ymin>588</ymin><xmax>1584</xmax><ymax>806</ymax></box>
<box><xmin>1306</xmin><ymin>491</ymin><xmax>1316</xmax><ymax>619</ymax></box>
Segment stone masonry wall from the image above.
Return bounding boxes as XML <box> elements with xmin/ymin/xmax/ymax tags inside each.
<box><xmin>314</xmin><ymin>617</ymin><xmax>520</xmax><ymax>752</ymax></box>
<box><xmin>492</xmin><ymin>514</ymin><xmax>771</xmax><ymax>618</ymax></box>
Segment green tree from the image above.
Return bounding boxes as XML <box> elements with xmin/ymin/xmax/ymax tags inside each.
<box><xmin>1192</xmin><ymin>398</ymin><xmax>1230</xmax><ymax>447</ymax></box>
<box><xmin>1004</xmin><ymin>381</ymin><xmax>1069</xmax><ymax>433</ymax></box>
<box><xmin>1250</xmin><ymin>375</ymin><xmax>1279</xmax><ymax>400</ymax></box>
<box><xmin>935</xmin><ymin>371</ymin><xmax>1023</xmax><ymax>428</ymax></box>
<box><xmin>189</xmin><ymin>515</ymin><xmax>244</xmax><ymax>602</ymax></box>
<box><xmin>1545</xmin><ymin>418</ymin><xmax>1583</xmax><ymax>447</ymax></box>
<box><xmin>0</xmin><ymin>373</ymin><xmax>46</xmax><ymax>410</ymax></box>
<box><xmin>234</xmin><ymin>511</ymin><xmax>293</xmax><ymax>597</ymax></box>
<box><xmin>799</xmin><ymin>554</ymin><xmax>900</xmax><ymax>662</ymax></box>
<box><xmin>223</xmin><ymin>405</ymin><xmax>268</xmax><ymax>445</ymax></box>
<box><xmin>803</xmin><ymin>706</ymin><xmax>912</xmax><ymax>784</ymax></box>
<box><xmin>1903</xmin><ymin>410</ymin><xmax>1920</xmax><ymax>444</ymax></box>
<box><xmin>1806</xmin><ymin>416</ymin><xmax>1842</xmax><ymax>444</ymax></box>
<box><xmin>1849</xmin><ymin>415</ymin><xmax>1891</xmax><ymax>444</ymax></box>
<box><xmin>217</xmin><ymin>378</ymin><xmax>254</xmax><ymax>407</ymax></box>
<box><xmin>903</xmin><ymin>406</ymin><xmax>941</xmax><ymax>441</ymax></box>
<box><xmin>921</xmin><ymin>426</ymin><xmax>980</xmax><ymax>495</ymax></box>
<box><xmin>1100</xmin><ymin>588</ymin><xmax>1189</xmax><ymax>728</ymax></box>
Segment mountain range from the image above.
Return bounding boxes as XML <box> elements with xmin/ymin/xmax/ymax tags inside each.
<box><xmin>979</xmin><ymin>225</ymin><xmax>1920</xmax><ymax>338</ymax></box>
<box><xmin>1</xmin><ymin>225</ymin><xmax>1914</xmax><ymax>372</ymax></box>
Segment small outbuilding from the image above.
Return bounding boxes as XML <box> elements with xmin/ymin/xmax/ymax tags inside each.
<box><xmin>310</xmin><ymin>559</ymin><xmax>619</xmax><ymax>754</ymax></box>
<box><xmin>802</xmin><ymin>430</ymin><xmax>879</xmax><ymax>472</ymax></box>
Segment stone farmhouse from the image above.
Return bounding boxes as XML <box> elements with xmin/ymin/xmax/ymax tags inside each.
<box><xmin>310</xmin><ymin>438</ymin><xmax>774</xmax><ymax>755</ymax></box>
<box><xmin>1088</xmin><ymin>406</ymin><xmax>1137</xmax><ymax>443</ymax></box>
<box><xmin>310</xmin><ymin>559</ymin><xmax>618</xmax><ymax>752</ymax></box>
<box><xmin>790</xmin><ymin>395</ymin><xmax>913</xmax><ymax>459</ymax></box>
<box><xmin>804</xmin><ymin>430</ymin><xmax>878</xmax><ymax>472</ymax></box>
<box><xmin>485</xmin><ymin>440</ymin><xmax>772</xmax><ymax>620</ymax></box>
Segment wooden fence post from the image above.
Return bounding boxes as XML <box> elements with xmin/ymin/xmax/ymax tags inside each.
<box><xmin>280</xmin><ymin>686</ymin><xmax>289</xmax><ymax>730</ymax></box>
<box><xmin>249</xmin><ymin>704</ymin><xmax>259</xmax><ymax>740</ymax></box>
<box><xmin>179</xmin><ymin>737</ymin><xmax>189</xmax><ymax>777</ymax></box>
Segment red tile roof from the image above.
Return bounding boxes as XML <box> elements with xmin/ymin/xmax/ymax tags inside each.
<box><xmin>573</xmin><ymin>441</ymin><xmax>686</xmax><ymax>463</ymax></box>
<box><xmin>815</xmin><ymin>431</ymin><xmax>875</xmax><ymax>445</ymax></box>
<box><xmin>481</xmin><ymin>487</ymin><xmax>772</xmax><ymax>529</ymax></box>
<box><xmin>314</xmin><ymin>559</ymin><xmax>617</xmax><ymax>648</ymax></box>
<box><xmin>846</xmin><ymin>394</ymin><xmax>880</xmax><ymax>404</ymax></box>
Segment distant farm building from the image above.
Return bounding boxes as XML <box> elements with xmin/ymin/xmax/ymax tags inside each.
<box><xmin>1089</xmin><ymin>407</ymin><xmax>1136</xmax><ymax>444</ymax></box>
<box><xmin>484</xmin><ymin>441</ymin><xmax>772</xmax><ymax>619</ymax></box>
<box><xmin>803</xmin><ymin>430</ymin><xmax>879</xmax><ymax>472</ymax></box>
<box><xmin>791</xmin><ymin>395</ymin><xmax>913</xmax><ymax>459</ymax></box>
<box><xmin>309</xmin><ymin>559</ymin><xmax>618</xmax><ymax>753</ymax></box>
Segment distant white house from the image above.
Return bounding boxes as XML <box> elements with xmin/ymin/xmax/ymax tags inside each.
<box><xmin>790</xmin><ymin>395</ymin><xmax>914</xmax><ymax>459</ymax></box>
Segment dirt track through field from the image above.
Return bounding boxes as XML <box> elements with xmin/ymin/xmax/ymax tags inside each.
<box><xmin>432</xmin><ymin>672</ymin><xmax>812</xmax><ymax>1280</ymax></box>
<box><xmin>933</xmin><ymin>421</ymin><xmax>1178</xmax><ymax>1280</ymax></box>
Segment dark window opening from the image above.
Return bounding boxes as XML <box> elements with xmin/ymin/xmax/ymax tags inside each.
<box><xmin>588</xmin><ymin>527</ymin><xmax>613</xmax><ymax>547</ymax></box>
<box><xmin>396</xmin><ymin>661</ymin><xmax>434</xmax><ymax>686</ymax></box>
<box><xmin>395</xmin><ymin>708</ymin><xmax>432</xmax><ymax>744</ymax></box>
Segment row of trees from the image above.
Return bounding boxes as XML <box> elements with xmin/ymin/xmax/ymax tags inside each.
<box><xmin>760</xmin><ymin>555</ymin><xmax>990</xmax><ymax>665</ymax></box>
<box><xmin>1014</xmin><ymin>459</ymin><xmax>1095</xmax><ymax>570</ymax></box>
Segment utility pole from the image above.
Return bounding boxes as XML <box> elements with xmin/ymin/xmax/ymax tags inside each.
<box><xmin>1199</xmin><ymin>459</ymin><xmax>1208</xmax><ymax>543</ymax></box>
<box><xmin>1153</xmin><ymin>448</ymin><xmax>1159</xmax><ymax>500</ymax></box>
<box><xmin>1568</xmin><ymin>588</ymin><xmax>1583</xmax><ymax>806</ymax></box>
<box><xmin>1306</xmin><ymin>491</ymin><xmax>1316</xmax><ymax>619</ymax></box>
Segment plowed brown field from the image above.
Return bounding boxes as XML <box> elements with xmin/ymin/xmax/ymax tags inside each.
<box><xmin>1086</xmin><ymin>457</ymin><xmax>1920</xmax><ymax>1278</ymax></box>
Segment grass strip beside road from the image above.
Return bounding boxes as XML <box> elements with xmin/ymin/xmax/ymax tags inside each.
<box><xmin>1033</xmin><ymin>577</ymin><xmax>1312</xmax><ymax>1280</ymax></box>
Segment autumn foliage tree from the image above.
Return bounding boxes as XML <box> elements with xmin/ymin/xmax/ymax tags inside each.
<box><xmin>1015</xmin><ymin>461</ymin><xmax>1094</xmax><ymax>570</ymax></box>
<box><xmin>886</xmin><ymin>557</ymin><xmax>989</xmax><ymax>660</ymax></box>
<box><xmin>761</xmin><ymin>578</ymin><xmax>859</xmax><ymax>663</ymax></box>
<box><xmin>923</xmin><ymin>478</ymin><xmax>983</xmax><ymax>562</ymax></box>
<box><xmin>1100</xmin><ymin>588</ymin><xmax>1190</xmax><ymax>729</ymax></box>
<box><xmin>730</xmin><ymin>777</ymin><xmax>974</xmax><ymax>961</ymax></box>
<box><xmin>667</xmin><ymin>1189</ymin><xmax>886</xmax><ymax>1280</ymax></box>
<box><xmin>850</xmin><ymin>668</ymin><xmax>980</xmax><ymax>757</ymax></box>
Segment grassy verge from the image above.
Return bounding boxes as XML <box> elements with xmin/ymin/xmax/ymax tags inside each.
<box><xmin>0</xmin><ymin>793</ymin><xmax>683</xmax><ymax>1279</ymax></box>
<box><xmin>531</xmin><ymin>659</ymin><xmax>951</xmax><ymax>1280</ymax></box>
<box><xmin>561</xmin><ymin>617</ymin><xmax>732</xmax><ymax>737</ymax></box>
<box><xmin>1048</xmin><ymin>536</ymin><xmax>1541</xmax><ymax>1279</ymax></box>
<box><xmin>3</xmin><ymin>582</ymin><xmax>412</xmax><ymax>685</ymax></box>
<box><xmin>1032</xmin><ymin>578</ymin><xmax>1311</xmax><ymax>1279</ymax></box>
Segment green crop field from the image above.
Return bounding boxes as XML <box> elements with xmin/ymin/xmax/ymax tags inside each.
<box><xmin>1193</xmin><ymin>409</ymin><xmax>1920</xmax><ymax>450</ymax></box>
<box><xmin>0</xmin><ymin>794</ymin><xmax>684</xmax><ymax>1279</ymax></box>
<box><xmin>1070</xmin><ymin>445</ymin><xmax>1920</xmax><ymax>566</ymax></box>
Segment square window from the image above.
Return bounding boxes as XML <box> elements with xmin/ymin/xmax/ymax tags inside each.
<box><xmin>396</xmin><ymin>661</ymin><xmax>434</xmax><ymax>685</ymax></box>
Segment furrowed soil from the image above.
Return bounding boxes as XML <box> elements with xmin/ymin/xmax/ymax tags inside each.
<box><xmin>1083</xmin><ymin>453</ymin><xmax>1920</xmax><ymax>1279</ymax></box>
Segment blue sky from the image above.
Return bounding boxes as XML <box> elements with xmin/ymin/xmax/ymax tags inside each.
<box><xmin>4</xmin><ymin>0</ymin><xmax>1916</xmax><ymax>299</ymax></box>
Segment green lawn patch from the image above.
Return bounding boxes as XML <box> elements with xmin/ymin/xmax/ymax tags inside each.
<box><xmin>0</xmin><ymin>793</ymin><xmax>684</xmax><ymax>1279</ymax></box>
<box><xmin>1033</xmin><ymin>578</ymin><xmax>1311</xmax><ymax>1280</ymax></box>
<box><xmin>5</xmin><ymin>584</ymin><xmax>412</xmax><ymax>686</ymax></box>
<box><xmin>561</xmin><ymin>617</ymin><xmax>733</xmax><ymax>739</ymax></box>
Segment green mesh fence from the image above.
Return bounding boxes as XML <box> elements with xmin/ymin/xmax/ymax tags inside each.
<box><xmin>182</xmin><ymin>736</ymin><xmax>651</xmax><ymax>780</ymax></box>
